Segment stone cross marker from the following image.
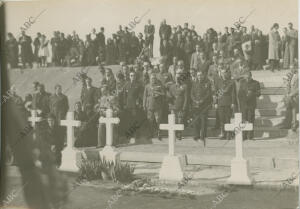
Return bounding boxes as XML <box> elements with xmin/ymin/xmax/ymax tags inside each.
<box><xmin>160</xmin><ymin>114</ymin><xmax>184</xmax><ymax>156</ymax></box>
<box><xmin>224</xmin><ymin>112</ymin><xmax>253</xmax><ymax>185</ymax></box>
<box><xmin>61</xmin><ymin>112</ymin><xmax>81</xmax><ymax>150</ymax></box>
<box><xmin>99</xmin><ymin>109</ymin><xmax>120</xmax><ymax>163</ymax></box>
<box><xmin>28</xmin><ymin>110</ymin><xmax>42</xmax><ymax>128</ymax></box>
<box><xmin>60</xmin><ymin>112</ymin><xmax>82</xmax><ymax>171</ymax></box>
<box><xmin>159</xmin><ymin>114</ymin><xmax>185</xmax><ymax>181</ymax></box>
<box><xmin>99</xmin><ymin>109</ymin><xmax>120</xmax><ymax>147</ymax></box>
<box><xmin>28</xmin><ymin>110</ymin><xmax>43</xmax><ymax>140</ymax></box>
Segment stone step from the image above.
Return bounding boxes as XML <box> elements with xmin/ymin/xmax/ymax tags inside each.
<box><xmin>207</xmin><ymin>108</ymin><xmax>286</xmax><ymax>118</ymax></box>
<box><xmin>252</xmin><ymin>70</ymin><xmax>287</xmax><ymax>88</ymax></box>
<box><xmin>257</xmin><ymin>95</ymin><xmax>285</xmax><ymax>109</ymax></box>
<box><xmin>260</xmin><ymin>87</ymin><xmax>286</xmax><ymax>95</ymax></box>
<box><xmin>203</xmin><ymin>116</ymin><xmax>284</xmax><ymax>128</ymax></box>
<box><xmin>180</xmin><ymin>127</ymin><xmax>288</xmax><ymax>139</ymax></box>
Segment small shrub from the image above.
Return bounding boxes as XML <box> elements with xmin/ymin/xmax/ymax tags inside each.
<box><xmin>78</xmin><ymin>158</ymin><xmax>135</xmax><ymax>183</ymax></box>
<box><xmin>78</xmin><ymin>159</ymin><xmax>103</xmax><ymax>181</ymax></box>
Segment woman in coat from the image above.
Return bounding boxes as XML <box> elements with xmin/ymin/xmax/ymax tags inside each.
<box><xmin>268</xmin><ymin>23</ymin><xmax>281</xmax><ymax>71</ymax></box>
<box><xmin>38</xmin><ymin>35</ymin><xmax>50</xmax><ymax>67</ymax></box>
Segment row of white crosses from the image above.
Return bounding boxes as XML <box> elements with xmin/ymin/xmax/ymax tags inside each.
<box><xmin>28</xmin><ymin>108</ymin><xmax>254</xmax><ymax>185</ymax></box>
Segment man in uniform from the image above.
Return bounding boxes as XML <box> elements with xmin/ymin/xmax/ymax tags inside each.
<box><xmin>238</xmin><ymin>71</ymin><xmax>261</xmax><ymax>140</ymax></box>
<box><xmin>214</xmin><ymin>67</ymin><xmax>236</xmax><ymax>139</ymax></box>
<box><xmin>191</xmin><ymin>71</ymin><xmax>212</xmax><ymax>145</ymax></box>
<box><xmin>167</xmin><ymin>73</ymin><xmax>188</xmax><ymax>140</ymax></box>
<box><xmin>156</xmin><ymin>63</ymin><xmax>173</xmax><ymax>88</ymax></box>
<box><xmin>143</xmin><ymin>74</ymin><xmax>165</xmax><ymax>139</ymax></box>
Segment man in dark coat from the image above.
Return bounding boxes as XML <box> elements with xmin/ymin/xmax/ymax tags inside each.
<box><xmin>214</xmin><ymin>67</ymin><xmax>236</xmax><ymax>139</ymax></box>
<box><xmin>49</xmin><ymin>84</ymin><xmax>69</xmax><ymax>124</ymax></box>
<box><xmin>32</xmin><ymin>84</ymin><xmax>50</xmax><ymax>118</ymax></box>
<box><xmin>80</xmin><ymin>77</ymin><xmax>99</xmax><ymax>111</ymax></box>
<box><xmin>6</xmin><ymin>33</ymin><xmax>19</xmax><ymax>68</ymax></box>
<box><xmin>51</xmin><ymin>31</ymin><xmax>61</xmax><ymax>66</ymax></box>
<box><xmin>123</xmin><ymin>71</ymin><xmax>143</xmax><ymax>139</ymax></box>
<box><xmin>238</xmin><ymin>71</ymin><xmax>261</xmax><ymax>140</ymax></box>
<box><xmin>191</xmin><ymin>71</ymin><xmax>212</xmax><ymax>145</ymax></box>
<box><xmin>19</xmin><ymin>31</ymin><xmax>33</xmax><ymax>68</ymax></box>
<box><xmin>97</xmin><ymin>27</ymin><xmax>106</xmax><ymax>48</ymax></box>
<box><xmin>167</xmin><ymin>72</ymin><xmax>188</xmax><ymax>140</ymax></box>
<box><xmin>159</xmin><ymin>19</ymin><xmax>172</xmax><ymax>41</ymax></box>
<box><xmin>37</xmin><ymin>113</ymin><xmax>64</xmax><ymax>167</ymax></box>
<box><xmin>33</xmin><ymin>32</ymin><xmax>41</xmax><ymax>63</ymax></box>
<box><xmin>144</xmin><ymin>19</ymin><xmax>155</xmax><ymax>57</ymax></box>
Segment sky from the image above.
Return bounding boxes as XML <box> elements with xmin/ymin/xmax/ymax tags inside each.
<box><xmin>3</xmin><ymin>0</ymin><xmax>299</xmax><ymax>56</ymax></box>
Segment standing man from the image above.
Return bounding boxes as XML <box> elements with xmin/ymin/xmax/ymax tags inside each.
<box><xmin>80</xmin><ymin>77</ymin><xmax>99</xmax><ymax>111</ymax></box>
<box><xmin>190</xmin><ymin>44</ymin><xmax>202</xmax><ymax>70</ymax></box>
<box><xmin>123</xmin><ymin>71</ymin><xmax>143</xmax><ymax>140</ymax></box>
<box><xmin>49</xmin><ymin>84</ymin><xmax>69</xmax><ymax>124</ymax></box>
<box><xmin>33</xmin><ymin>32</ymin><xmax>41</xmax><ymax>64</ymax></box>
<box><xmin>286</xmin><ymin>23</ymin><xmax>298</xmax><ymax>69</ymax></box>
<box><xmin>32</xmin><ymin>83</ymin><xmax>50</xmax><ymax>119</ymax></box>
<box><xmin>144</xmin><ymin>19</ymin><xmax>155</xmax><ymax>57</ymax></box>
<box><xmin>191</xmin><ymin>71</ymin><xmax>212</xmax><ymax>145</ymax></box>
<box><xmin>214</xmin><ymin>67</ymin><xmax>236</xmax><ymax>140</ymax></box>
<box><xmin>159</xmin><ymin>19</ymin><xmax>172</xmax><ymax>50</ymax></box>
<box><xmin>143</xmin><ymin>74</ymin><xmax>165</xmax><ymax>139</ymax></box>
<box><xmin>167</xmin><ymin>73</ymin><xmax>188</xmax><ymax>140</ymax></box>
<box><xmin>39</xmin><ymin>113</ymin><xmax>64</xmax><ymax>167</ymax></box>
<box><xmin>19</xmin><ymin>31</ymin><xmax>33</xmax><ymax>68</ymax></box>
<box><xmin>156</xmin><ymin>63</ymin><xmax>173</xmax><ymax>88</ymax></box>
<box><xmin>238</xmin><ymin>71</ymin><xmax>261</xmax><ymax>140</ymax></box>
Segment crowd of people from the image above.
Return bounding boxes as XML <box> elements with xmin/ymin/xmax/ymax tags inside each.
<box><xmin>5</xmin><ymin>20</ymin><xmax>298</xmax><ymax>71</ymax></box>
<box><xmin>6</xmin><ymin>20</ymin><xmax>299</xmax><ymax>168</ymax></box>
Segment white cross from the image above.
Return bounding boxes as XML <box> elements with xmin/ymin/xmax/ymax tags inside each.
<box><xmin>60</xmin><ymin>112</ymin><xmax>81</xmax><ymax>150</ymax></box>
<box><xmin>225</xmin><ymin>113</ymin><xmax>253</xmax><ymax>159</ymax></box>
<box><xmin>160</xmin><ymin>114</ymin><xmax>184</xmax><ymax>156</ymax></box>
<box><xmin>99</xmin><ymin>109</ymin><xmax>120</xmax><ymax>147</ymax></box>
<box><xmin>28</xmin><ymin>110</ymin><xmax>42</xmax><ymax>128</ymax></box>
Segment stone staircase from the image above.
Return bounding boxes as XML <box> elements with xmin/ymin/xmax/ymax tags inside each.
<box><xmin>196</xmin><ymin>70</ymin><xmax>288</xmax><ymax>139</ymax></box>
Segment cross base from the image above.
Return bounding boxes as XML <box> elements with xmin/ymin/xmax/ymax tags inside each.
<box><xmin>227</xmin><ymin>158</ymin><xmax>253</xmax><ymax>185</ymax></box>
<box><xmin>60</xmin><ymin>147</ymin><xmax>83</xmax><ymax>172</ymax></box>
<box><xmin>159</xmin><ymin>155</ymin><xmax>186</xmax><ymax>181</ymax></box>
<box><xmin>99</xmin><ymin>146</ymin><xmax>120</xmax><ymax>164</ymax></box>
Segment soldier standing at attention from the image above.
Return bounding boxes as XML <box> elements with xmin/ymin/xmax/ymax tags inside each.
<box><xmin>214</xmin><ymin>67</ymin><xmax>236</xmax><ymax>140</ymax></box>
<box><xmin>167</xmin><ymin>73</ymin><xmax>188</xmax><ymax>140</ymax></box>
<box><xmin>143</xmin><ymin>73</ymin><xmax>165</xmax><ymax>140</ymax></box>
<box><xmin>191</xmin><ymin>71</ymin><xmax>212</xmax><ymax>146</ymax></box>
<box><xmin>238</xmin><ymin>71</ymin><xmax>261</xmax><ymax>140</ymax></box>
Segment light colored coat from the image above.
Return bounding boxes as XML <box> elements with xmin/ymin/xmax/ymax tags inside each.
<box><xmin>268</xmin><ymin>29</ymin><xmax>281</xmax><ymax>60</ymax></box>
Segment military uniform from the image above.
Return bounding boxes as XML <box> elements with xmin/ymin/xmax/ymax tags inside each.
<box><xmin>191</xmin><ymin>78</ymin><xmax>212</xmax><ymax>140</ymax></box>
<box><xmin>214</xmin><ymin>77</ymin><xmax>236</xmax><ymax>139</ymax></box>
<box><xmin>167</xmin><ymin>82</ymin><xmax>188</xmax><ymax>139</ymax></box>
<box><xmin>238</xmin><ymin>78</ymin><xmax>261</xmax><ymax>139</ymax></box>
<box><xmin>143</xmin><ymin>80</ymin><xmax>165</xmax><ymax>138</ymax></box>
